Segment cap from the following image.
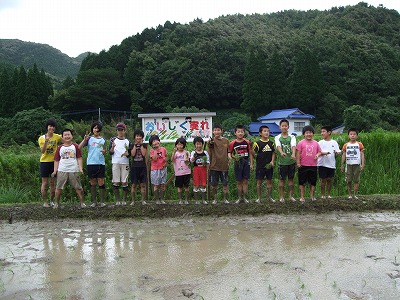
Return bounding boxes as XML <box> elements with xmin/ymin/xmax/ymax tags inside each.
<box><xmin>116</xmin><ymin>122</ymin><xmax>126</xmax><ymax>130</ymax></box>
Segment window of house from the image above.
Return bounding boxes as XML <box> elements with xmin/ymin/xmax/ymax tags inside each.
<box><xmin>294</xmin><ymin>122</ymin><xmax>305</xmax><ymax>132</ymax></box>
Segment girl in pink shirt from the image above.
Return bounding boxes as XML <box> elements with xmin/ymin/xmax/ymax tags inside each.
<box><xmin>149</xmin><ymin>135</ymin><xmax>167</xmax><ymax>204</ymax></box>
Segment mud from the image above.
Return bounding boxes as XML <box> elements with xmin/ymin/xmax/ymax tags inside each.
<box><xmin>1</xmin><ymin>212</ymin><xmax>400</xmax><ymax>299</ymax></box>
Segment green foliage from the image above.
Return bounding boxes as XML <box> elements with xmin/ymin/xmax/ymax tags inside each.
<box><xmin>343</xmin><ymin>105</ymin><xmax>379</xmax><ymax>132</ymax></box>
<box><xmin>221</xmin><ymin>112</ymin><xmax>252</xmax><ymax>134</ymax></box>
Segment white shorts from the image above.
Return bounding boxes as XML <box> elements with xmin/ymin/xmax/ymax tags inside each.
<box><xmin>151</xmin><ymin>168</ymin><xmax>167</xmax><ymax>185</ymax></box>
<box><xmin>112</xmin><ymin>164</ymin><xmax>129</xmax><ymax>184</ymax></box>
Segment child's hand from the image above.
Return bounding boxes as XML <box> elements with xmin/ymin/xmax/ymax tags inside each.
<box><xmin>341</xmin><ymin>165</ymin><xmax>345</xmax><ymax>172</ymax></box>
<box><xmin>280</xmin><ymin>151</ymin><xmax>286</xmax><ymax>157</ymax></box>
<box><xmin>290</xmin><ymin>155</ymin><xmax>296</xmax><ymax>161</ymax></box>
<box><xmin>360</xmin><ymin>165</ymin><xmax>364</xmax><ymax>171</ymax></box>
<box><xmin>51</xmin><ymin>171</ymin><xmax>57</xmax><ymax>178</ymax></box>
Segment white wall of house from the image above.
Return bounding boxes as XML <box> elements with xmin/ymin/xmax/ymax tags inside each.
<box><xmin>261</xmin><ymin>119</ymin><xmax>311</xmax><ymax>136</ymax></box>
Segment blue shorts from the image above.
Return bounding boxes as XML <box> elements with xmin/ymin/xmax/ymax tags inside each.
<box><xmin>209</xmin><ymin>170</ymin><xmax>228</xmax><ymax>187</ymax></box>
<box><xmin>234</xmin><ymin>159</ymin><xmax>250</xmax><ymax>181</ymax></box>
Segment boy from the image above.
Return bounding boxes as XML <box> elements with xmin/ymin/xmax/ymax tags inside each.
<box><xmin>149</xmin><ymin>135</ymin><xmax>167</xmax><ymax>204</ymax></box>
<box><xmin>317</xmin><ymin>126</ymin><xmax>341</xmax><ymax>199</ymax></box>
<box><xmin>274</xmin><ymin>119</ymin><xmax>297</xmax><ymax>202</ymax></box>
<box><xmin>228</xmin><ymin>125</ymin><xmax>253</xmax><ymax>204</ymax></box>
<box><xmin>190</xmin><ymin>137</ymin><xmax>210</xmax><ymax>204</ymax></box>
<box><xmin>171</xmin><ymin>137</ymin><xmax>191</xmax><ymax>204</ymax></box>
<box><xmin>129</xmin><ymin>129</ymin><xmax>148</xmax><ymax>205</ymax></box>
<box><xmin>79</xmin><ymin>121</ymin><xmax>107</xmax><ymax>207</ymax></box>
<box><xmin>341</xmin><ymin>128</ymin><xmax>365</xmax><ymax>200</ymax></box>
<box><xmin>208</xmin><ymin>124</ymin><xmax>230</xmax><ymax>204</ymax></box>
<box><xmin>296</xmin><ymin>125</ymin><xmax>321</xmax><ymax>202</ymax></box>
<box><xmin>51</xmin><ymin>129</ymin><xmax>85</xmax><ymax>208</ymax></box>
<box><xmin>253</xmin><ymin>125</ymin><xmax>275</xmax><ymax>203</ymax></box>
<box><xmin>109</xmin><ymin>122</ymin><xmax>131</xmax><ymax>206</ymax></box>
<box><xmin>38</xmin><ymin>119</ymin><xmax>62</xmax><ymax>207</ymax></box>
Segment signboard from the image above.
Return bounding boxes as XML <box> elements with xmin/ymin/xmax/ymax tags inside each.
<box><xmin>138</xmin><ymin>113</ymin><xmax>216</xmax><ymax>143</ymax></box>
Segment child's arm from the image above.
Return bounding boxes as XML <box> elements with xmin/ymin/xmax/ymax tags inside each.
<box><xmin>39</xmin><ymin>135</ymin><xmax>49</xmax><ymax>154</ymax></box>
<box><xmin>360</xmin><ymin>149</ymin><xmax>365</xmax><ymax>171</ymax></box>
<box><xmin>51</xmin><ymin>160</ymin><xmax>59</xmax><ymax>178</ymax></box>
<box><xmin>341</xmin><ymin>146</ymin><xmax>346</xmax><ymax>172</ymax></box>
<box><xmin>271</xmin><ymin>152</ymin><xmax>275</xmax><ymax>167</ymax></box>
<box><xmin>77</xmin><ymin>157</ymin><xmax>83</xmax><ymax>173</ymax></box>
<box><xmin>109</xmin><ymin>138</ymin><xmax>115</xmax><ymax>155</ymax></box>
<box><xmin>171</xmin><ymin>147</ymin><xmax>177</xmax><ymax>162</ymax></box>
<box><xmin>296</xmin><ymin>148</ymin><xmax>301</xmax><ymax>167</ymax></box>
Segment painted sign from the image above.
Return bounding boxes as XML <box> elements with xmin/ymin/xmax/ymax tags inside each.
<box><xmin>138</xmin><ymin>113</ymin><xmax>216</xmax><ymax>143</ymax></box>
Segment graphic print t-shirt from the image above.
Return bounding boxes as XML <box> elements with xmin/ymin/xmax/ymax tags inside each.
<box><xmin>296</xmin><ymin>139</ymin><xmax>321</xmax><ymax>167</ymax></box>
<box><xmin>342</xmin><ymin>142</ymin><xmax>364</xmax><ymax>165</ymax></box>
<box><xmin>54</xmin><ymin>143</ymin><xmax>82</xmax><ymax>172</ymax></box>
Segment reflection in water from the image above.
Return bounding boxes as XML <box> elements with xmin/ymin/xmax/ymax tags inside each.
<box><xmin>1</xmin><ymin>213</ymin><xmax>400</xmax><ymax>299</ymax></box>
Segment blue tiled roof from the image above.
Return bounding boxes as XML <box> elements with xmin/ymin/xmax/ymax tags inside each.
<box><xmin>258</xmin><ymin>108</ymin><xmax>315</xmax><ymax>121</ymax></box>
<box><xmin>248</xmin><ymin>122</ymin><xmax>281</xmax><ymax>137</ymax></box>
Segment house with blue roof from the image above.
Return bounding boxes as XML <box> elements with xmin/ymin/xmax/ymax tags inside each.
<box><xmin>249</xmin><ymin>108</ymin><xmax>315</xmax><ymax>137</ymax></box>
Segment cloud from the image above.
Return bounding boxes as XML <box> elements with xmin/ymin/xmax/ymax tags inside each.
<box><xmin>0</xmin><ymin>0</ymin><xmax>22</xmax><ymax>11</ymax></box>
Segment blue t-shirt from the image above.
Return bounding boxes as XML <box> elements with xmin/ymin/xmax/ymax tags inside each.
<box><xmin>87</xmin><ymin>136</ymin><xmax>106</xmax><ymax>165</ymax></box>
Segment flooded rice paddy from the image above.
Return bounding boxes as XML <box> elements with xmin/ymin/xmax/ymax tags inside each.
<box><xmin>1</xmin><ymin>212</ymin><xmax>400</xmax><ymax>299</ymax></box>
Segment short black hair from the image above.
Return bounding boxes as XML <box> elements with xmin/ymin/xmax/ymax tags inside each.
<box><xmin>91</xmin><ymin>121</ymin><xmax>103</xmax><ymax>133</ymax></box>
<box><xmin>302</xmin><ymin>125</ymin><xmax>315</xmax><ymax>135</ymax></box>
<box><xmin>259</xmin><ymin>125</ymin><xmax>270</xmax><ymax>133</ymax></box>
<box><xmin>133</xmin><ymin>129</ymin><xmax>144</xmax><ymax>138</ymax></box>
<box><xmin>45</xmin><ymin>118</ymin><xmax>57</xmax><ymax>129</ymax></box>
<box><xmin>213</xmin><ymin>123</ymin><xmax>222</xmax><ymax>130</ymax></box>
<box><xmin>321</xmin><ymin>126</ymin><xmax>332</xmax><ymax>133</ymax></box>
<box><xmin>234</xmin><ymin>124</ymin><xmax>245</xmax><ymax>132</ymax></box>
<box><xmin>193</xmin><ymin>136</ymin><xmax>204</xmax><ymax>145</ymax></box>
<box><xmin>348</xmin><ymin>128</ymin><xmax>358</xmax><ymax>135</ymax></box>
<box><xmin>149</xmin><ymin>135</ymin><xmax>160</xmax><ymax>146</ymax></box>
<box><xmin>62</xmin><ymin>128</ymin><xmax>74</xmax><ymax>136</ymax></box>
<box><xmin>175</xmin><ymin>137</ymin><xmax>187</xmax><ymax>147</ymax></box>
<box><xmin>279</xmin><ymin>119</ymin><xmax>289</xmax><ymax>126</ymax></box>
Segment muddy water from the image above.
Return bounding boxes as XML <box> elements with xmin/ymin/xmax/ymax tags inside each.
<box><xmin>1</xmin><ymin>213</ymin><xmax>400</xmax><ymax>300</ymax></box>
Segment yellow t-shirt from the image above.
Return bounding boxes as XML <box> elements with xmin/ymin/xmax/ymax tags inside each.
<box><xmin>38</xmin><ymin>134</ymin><xmax>62</xmax><ymax>162</ymax></box>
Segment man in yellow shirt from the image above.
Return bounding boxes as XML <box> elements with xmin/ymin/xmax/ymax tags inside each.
<box><xmin>38</xmin><ymin>119</ymin><xmax>62</xmax><ymax>207</ymax></box>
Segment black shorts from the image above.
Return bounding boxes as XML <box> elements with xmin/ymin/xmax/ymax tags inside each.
<box><xmin>131</xmin><ymin>166</ymin><xmax>147</xmax><ymax>184</ymax></box>
<box><xmin>87</xmin><ymin>165</ymin><xmax>106</xmax><ymax>179</ymax></box>
<box><xmin>318</xmin><ymin>166</ymin><xmax>335</xmax><ymax>179</ymax></box>
<box><xmin>298</xmin><ymin>166</ymin><xmax>318</xmax><ymax>186</ymax></box>
<box><xmin>256</xmin><ymin>168</ymin><xmax>273</xmax><ymax>180</ymax></box>
<box><xmin>278</xmin><ymin>163</ymin><xmax>296</xmax><ymax>180</ymax></box>
<box><xmin>175</xmin><ymin>174</ymin><xmax>191</xmax><ymax>188</ymax></box>
<box><xmin>209</xmin><ymin>170</ymin><xmax>229</xmax><ymax>186</ymax></box>
<box><xmin>234</xmin><ymin>159</ymin><xmax>250</xmax><ymax>181</ymax></box>
<box><xmin>40</xmin><ymin>162</ymin><xmax>54</xmax><ymax>178</ymax></box>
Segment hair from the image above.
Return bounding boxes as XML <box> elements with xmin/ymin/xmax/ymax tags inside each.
<box><xmin>91</xmin><ymin>121</ymin><xmax>103</xmax><ymax>133</ymax></box>
<box><xmin>321</xmin><ymin>126</ymin><xmax>332</xmax><ymax>132</ymax></box>
<box><xmin>45</xmin><ymin>118</ymin><xmax>57</xmax><ymax>129</ymax></box>
<box><xmin>148</xmin><ymin>135</ymin><xmax>160</xmax><ymax>146</ymax></box>
<box><xmin>175</xmin><ymin>137</ymin><xmax>187</xmax><ymax>147</ymax></box>
<box><xmin>213</xmin><ymin>123</ymin><xmax>222</xmax><ymax>130</ymax></box>
<box><xmin>348</xmin><ymin>128</ymin><xmax>359</xmax><ymax>135</ymax></box>
<box><xmin>302</xmin><ymin>125</ymin><xmax>315</xmax><ymax>135</ymax></box>
<box><xmin>133</xmin><ymin>129</ymin><xmax>144</xmax><ymax>138</ymax></box>
<box><xmin>279</xmin><ymin>119</ymin><xmax>289</xmax><ymax>126</ymax></box>
<box><xmin>62</xmin><ymin>128</ymin><xmax>73</xmax><ymax>136</ymax></box>
<box><xmin>259</xmin><ymin>125</ymin><xmax>270</xmax><ymax>133</ymax></box>
<box><xmin>193</xmin><ymin>136</ymin><xmax>204</xmax><ymax>145</ymax></box>
<box><xmin>234</xmin><ymin>124</ymin><xmax>245</xmax><ymax>132</ymax></box>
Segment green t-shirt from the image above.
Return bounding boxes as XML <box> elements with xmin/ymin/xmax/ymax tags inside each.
<box><xmin>277</xmin><ymin>135</ymin><xmax>296</xmax><ymax>166</ymax></box>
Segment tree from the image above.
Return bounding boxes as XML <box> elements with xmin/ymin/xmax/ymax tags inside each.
<box><xmin>343</xmin><ymin>105</ymin><xmax>378</xmax><ymax>132</ymax></box>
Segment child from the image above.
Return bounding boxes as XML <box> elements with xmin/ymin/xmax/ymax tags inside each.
<box><xmin>51</xmin><ymin>129</ymin><xmax>85</xmax><ymax>208</ymax></box>
<box><xmin>228</xmin><ymin>125</ymin><xmax>253</xmax><ymax>204</ymax></box>
<box><xmin>149</xmin><ymin>135</ymin><xmax>167</xmax><ymax>204</ymax></box>
<box><xmin>129</xmin><ymin>129</ymin><xmax>148</xmax><ymax>205</ymax></box>
<box><xmin>208</xmin><ymin>124</ymin><xmax>230</xmax><ymax>204</ymax></box>
<box><xmin>317</xmin><ymin>126</ymin><xmax>341</xmax><ymax>199</ymax></box>
<box><xmin>296</xmin><ymin>125</ymin><xmax>321</xmax><ymax>202</ymax></box>
<box><xmin>171</xmin><ymin>137</ymin><xmax>191</xmax><ymax>204</ymax></box>
<box><xmin>253</xmin><ymin>125</ymin><xmax>275</xmax><ymax>203</ymax></box>
<box><xmin>341</xmin><ymin>128</ymin><xmax>365</xmax><ymax>200</ymax></box>
<box><xmin>190</xmin><ymin>137</ymin><xmax>210</xmax><ymax>204</ymax></box>
<box><xmin>38</xmin><ymin>119</ymin><xmax>62</xmax><ymax>207</ymax></box>
<box><xmin>274</xmin><ymin>119</ymin><xmax>297</xmax><ymax>203</ymax></box>
<box><xmin>79</xmin><ymin>121</ymin><xmax>107</xmax><ymax>207</ymax></box>
<box><xmin>109</xmin><ymin>122</ymin><xmax>131</xmax><ymax>206</ymax></box>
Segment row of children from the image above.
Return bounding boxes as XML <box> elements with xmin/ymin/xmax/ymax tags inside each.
<box><xmin>38</xmin><ymin>118</ymin><xmax>364</xmax><ymax>208</ymax></box>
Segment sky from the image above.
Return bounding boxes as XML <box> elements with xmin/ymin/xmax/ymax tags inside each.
<box><xmin>0</xmin><ymin>0</ymin><xmax>399</xmax><ymax>58</ymax></box>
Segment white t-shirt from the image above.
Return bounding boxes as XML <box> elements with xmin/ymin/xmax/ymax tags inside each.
<box><xmin>110</xmin><ymin>137</ymin><xmax>130</xmax><ymax>164</ymax></box>
<box><xmin>317</xmin><ymin>139</ymin><xmax>341</xmax><ymax>169</ymax></box>
<box><xmin>54</xmin><ymin>143</ymin><xmax>81</xmax><ymax>172</ymax></box>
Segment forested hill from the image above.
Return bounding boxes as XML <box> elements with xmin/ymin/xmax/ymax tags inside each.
<box><xmin>0</xmin><ymin>39</ymin><xmax>85</xmax><ymax>79</ymax></box>
<box><xmin>52</xmin><ymin>2</ymin><xmax>400</xmax><ymax>129</ymax></box>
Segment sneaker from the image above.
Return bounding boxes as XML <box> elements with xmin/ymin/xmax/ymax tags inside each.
<box><xmin>53</xmin><ymin>203</ymin><xmax>58</xmax><ymax>209</ymax></box>
<box><xmin>43</xmin><ymin>203</ymin><xmax>50</xmax><ymax>208</ymax></box>
<box><xmin>142</xmin><ymin>201</ymin><xmax>147</xmax><ymax>205</ymax></box>
<box><xmin>223</xmin><ymin>199</ymin><xmax>230</xmax><ymax>204</ymax></box>
<box><xmin>327</xmin><ymin>195</ymin><xmax>332</xmax><ymax>199</ymax></box>
<box><xmin>353</xmin><ymin>195</ymin><xmax>359</xmax><ymax>200</ymax></box>
<box><xmin>100</xmin><ymin>202</ymin><xmax>106</xmax><ymax>207</ymax></box>
<box><xmin>255</xmin><ymin>199</ymin><xmax>261</xmax><ymax>204</ymax></box>
<box><xmin>115</xmin><ymin>201</ymin><xmax>121</xmax><ymax>206</ymax></box>
<box><xmin>311</xmin><ymin>197</ymin><xmax>317</xmax><ymax>201</ymax></box>
<box><xmin>203</xmin><ymin>201</ymin><xmax>208</xmax><ymax>204</ymax></box>
<box><xmin>235</xmin><ymin>198</ymin><xmax>242</xmax><ymax>204</ymax></box>
<box><xmin>184</xmin><ymin>200</ymin><xmax>189</xmax><ymax>205</ymax></box>
<box><xmin>81</xmin><ymin>203</ymin><xmax>87</xmax><ymax>208</ymax></box>
<box><xmin>321</xmin><ymin>195</ymin><xmax>326</xmax><ymax>199</ymax></box>
<box><xmin>160</xmin><ymin>200</ymin><xmax>166</xmax><ymax>204</ymax></box>
<box><xmin>279</xmin><ymin>198</ymin><xmax>285</xmax><ymax>203</ymax></box>
<box><xmin>130</xmin><ymin>201</ymin><xmax>135</xmax><ymax>206</ymax></box>
<box><xmin>348</xmin><ymin>196</ymin><xmax>353</xmax><ymax>200</ymax></box>
<box><xmin>299</xmin><ymin>198</ymin><xmax>305</xmax><ymax>203</ymax></box>
<box><xmin>195</xmin><ymin>201</ymin><xmax>200</xmax><ymax>205</ymax></box>
<box><xmin>155</xmin><ymin>200</ymin><xmax>161</xmax><ymax>204</ymax></box>
<box><xmin>243</xmin><ymin>198</ymin><xmax>249</xmax><ymax>204</ymax></box>
<box><xmin>178</xmin><ymin>200</ymin><xmax>183</xmax><ymax>205</ymax></box>
<box><xmin>290</xmin><ymin>197</ymin><xmax>296</xmax><ymax>202</ymax></box>
<box><xmin>270</xmin><ymin>198</ymin><xmax>276</xmax><ymax>203</ymax></box>
<box><xmin>121</xmin><ymin>201</ymin><xmax>127</xmax><ymax>206</ymax></box>
<box><xmin>90</xmin><ymin>203</ymin><xmax>96</xmax><ymax>208</ymax></box>
<box><xmin>212</xmin><ymin>200</ymin><xmax>217</xmax><ymax>205</ymax></box>
<box><xmin>49</xmin><ymin>201</ymin><xmax>55</xmax><ymax>207</ymax></box>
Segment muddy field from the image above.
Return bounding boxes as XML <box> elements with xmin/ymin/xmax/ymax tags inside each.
<box><xmin>2</xmin><ymin>211</ymin><xmax>400</xmax><ymax>299</ymax></box>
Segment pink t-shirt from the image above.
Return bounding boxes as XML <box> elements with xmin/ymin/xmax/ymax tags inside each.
<box><xmin>150</xmin><ymin>147</ymin><xmax>167</xmax><ymax>170</ymax></box>
<box><xmin>296</xmin><ymin>139</ymin><xmax>321</xmax><ymax>167</ymax></box>
<box><xmin>173</xmin><ymin>150</ymin><xmax>191</xmax><ymax>176</ymax></box>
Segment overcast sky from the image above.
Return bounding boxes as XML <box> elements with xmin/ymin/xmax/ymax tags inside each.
<box><xmin>0</xmin><ymin>0</ymin><xmax>399</xmax><ymax>57</ymax></box>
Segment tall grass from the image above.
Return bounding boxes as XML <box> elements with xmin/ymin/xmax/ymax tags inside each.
<box><xmin>0</xmin><ymin>129</ymin><xmax>399</xmax><ymax>204</ymax></box>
